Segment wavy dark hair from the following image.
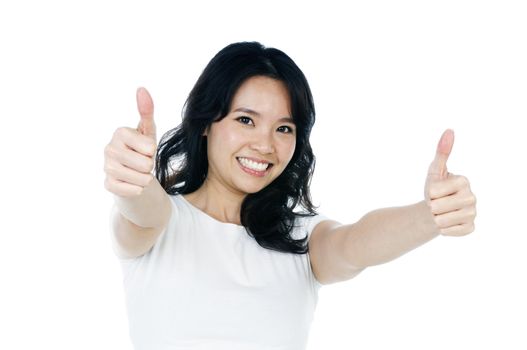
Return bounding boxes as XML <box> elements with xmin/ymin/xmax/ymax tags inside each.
<box><xmin>154</xmin><ymin>41</ymin><xmax>318</xmax><ymax>254</ymax></box>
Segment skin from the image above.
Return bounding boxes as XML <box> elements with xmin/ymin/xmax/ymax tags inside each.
<box><xmin>183</xmin><ymin>76</ymin><xmax>297</xmax><ymax>225</ymax></box>
<box><xmin>308</xmin><ymin>129</ymin><xmax>478</xmax><ymax>284</ymax></box>
<box><xmin>107</xmin><ymin>82</ymin><xmax>477</xmax><ymax>282</ymax></box>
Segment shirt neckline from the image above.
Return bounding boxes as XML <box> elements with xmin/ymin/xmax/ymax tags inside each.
<box><xmin>179</xmin><ymin>194</ymin><xmax>245</xmax><ymax>229</ymax></box>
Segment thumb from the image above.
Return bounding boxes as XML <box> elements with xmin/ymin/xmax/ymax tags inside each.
<box><xmin>428</xmin><ymin>129</ymin><xmax>455</xmax><ymax>181</ymax></box>
<box><xmin>136</xmin><ymin>87</ymin><xmax>157</xmax><ymax>140</ymax></box>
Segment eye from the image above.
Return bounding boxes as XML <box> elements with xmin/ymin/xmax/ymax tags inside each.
<box><xmin>236</xmin><ymin>116</ymin><xmax>254</xmax><ymax>125</ymax></box>
<box><xmin>277</xmin><ymin>125</ymin><xmax>295</xmax><ymax>134</ymax></box>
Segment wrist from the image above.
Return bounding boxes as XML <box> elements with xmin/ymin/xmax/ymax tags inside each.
<box><xmin>416</xmin><ymin>200</ymin><xmax>441</xmax><ymax>237</ymax></box>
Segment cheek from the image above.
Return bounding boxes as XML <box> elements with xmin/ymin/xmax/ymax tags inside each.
<box><xmin>279</xmin><ymin>138</ymin><xmax>296</xmax><ymax>165</ymax></box>
<box><xmin>208</xmin><ymin>125</ymin><xmax>242</xmax><ymax>157</ymax></box>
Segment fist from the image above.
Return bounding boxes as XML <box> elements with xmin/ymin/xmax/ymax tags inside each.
<box><xmin>424</xmin><ymin>129</ymin><xmax>477</xmax><ymax>237</ymax></box>
<box><xmin>103</xmin><ymin>87</ymin><xmax>158</xmax><ymax>197</ymax></box>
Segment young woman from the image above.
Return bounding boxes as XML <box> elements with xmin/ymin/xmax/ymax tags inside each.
<box><xmin>104</xmin><ymin>41</ymin><xmax>477</xmax><ymax>350</ymax></box>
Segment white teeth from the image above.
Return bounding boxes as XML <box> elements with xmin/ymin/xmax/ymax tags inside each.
<box><xmin>238</xmin><ymin>157</ymin><xmax>269</xmax><ymax>172</ymax></box>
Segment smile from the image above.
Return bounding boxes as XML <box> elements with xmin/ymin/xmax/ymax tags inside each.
<box><xmin>236</xmin><ymin>157</ymin><xmax>273</xmax><ymax>176</ymax></box>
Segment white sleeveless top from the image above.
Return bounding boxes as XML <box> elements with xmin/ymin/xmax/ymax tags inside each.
<box><xmin>115</xmin><ymin>194</ymin><xmax>328</xmax><ymax>350</ymax></box>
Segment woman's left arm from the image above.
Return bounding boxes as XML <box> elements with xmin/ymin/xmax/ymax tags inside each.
<box><xmin>310</xmin><ymin>130</ymin><xmax>477</xmax><ymax>284</ymax></box>
<box><xmin>338</xmin><ymin>129</ymin><xmax>477</xmax><ymax>269</ymax></box>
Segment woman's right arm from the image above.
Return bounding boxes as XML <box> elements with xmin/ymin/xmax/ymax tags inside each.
<box><xmin>104</xmin><ymin>87</ymin><xmax>171</xmax><ymax>259</ymax></box>
<box><xmin>110</xmin><ymin>177</ymin><xmax>172</xmax><ymax>259</ymax></box>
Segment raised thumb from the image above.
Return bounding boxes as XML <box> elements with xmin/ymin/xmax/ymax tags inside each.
<box><xmin>136</xmin><ymin>87</ymin><xmax>157</xmax><ymax>140</ymax></box>
<box><xmin>427</xmin><ymin>129</ymin><xmax>454</xmax><ymax>180</ymax></box>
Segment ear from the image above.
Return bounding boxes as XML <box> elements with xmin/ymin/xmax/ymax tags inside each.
<box><xmin>201</xmin><ymin>124</ymin><xmax>212</xmax><ymax>137</ymax></box>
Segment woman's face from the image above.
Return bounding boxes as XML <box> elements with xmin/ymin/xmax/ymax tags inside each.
<box><xmin>204</xmin><ymin>75</ymin><xmax>296</xmax><ymax>196</ymax></box>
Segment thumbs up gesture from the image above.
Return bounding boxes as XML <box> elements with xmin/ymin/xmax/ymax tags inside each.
<box><xmin>136</xmin><ymin>87</ymin><xmax>157</xmax><ymax>140</ymax></box>
<box><xmin>424</xmin><ymin>129</ymin><xmax>477</xmax><ymax>236</ymax></box>
<box><xmin>103</xmin><ymin>87</ymin><xmax>158</xmax><ymax>197</ymax></box>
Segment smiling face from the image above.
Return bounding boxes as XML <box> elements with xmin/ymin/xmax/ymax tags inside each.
<box><xmin>204</xmin><ymin>75</ymin><xmax>297</xmax><ymax>197</ymax></box>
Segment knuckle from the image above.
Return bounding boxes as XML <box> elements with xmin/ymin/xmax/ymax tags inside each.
<box><xmin>113</xmin><ymin>127</ymin><xmax>124</xmax><ymax>138</ymax></box>
<box><xmin>103</xmin><ymin>162</ymin><xmax>116</xmax><ymax>176</ymax></box>
<box><xmin>148</xmin><ymin>141</ymin><xmax>157</xmax><ymax>154</ymax></box>
<box><xmin>114</xmin><ymin>126</ymin><xmax>133</xmax><ymax>140</ymax></box>
<box><xmin>468</xmin><ymin>194</ymin><xmax>477</xmax><ymax>206</ymax></box>
<box><xmin>458</xmin><ymin>175</ymin><xmax>469</xmax><ymax>186</ymax></box>
<box><xmin>428</xmin><ymin>186</ymin><xmax>439</xmax><ymax>199</ymax></box>
<box><xmin>429</xmin><ymin>200</ymin><xmax>441</xmax><ymax>215</ymax></box>
<box><xmin>104</xmin><ymin>177</ymin><xmax>115</xmax><ymax>193</ymax></box>
<box><xmin>103</xmin><ymin>143</ymin><xmax>112</xmax><ymax>157</ymax></box>
<box><xmin>456</xmin><ymin>229</ymin><xmax>464</xmax><ymax>237</ymax></box>
<box><xmin>146</xmin><ymin>158</ymin><xmax>154</xmax><ymax>171</ymax></box>
<box><xmin>434</xmin><ymin>216</ymin><xmax>446</xmax><ymax>228</ymax></box>
<box><xmin>143</xmin><ymin>173</ymin><xmax>154</xmax><ymax>187</ymax></box>
<box><xmin>104</xmin><ymin>143</ymin><xmax>118</xmax><ymax>159</ymax></box>
<box><xmin>463</xmin><ymin>194</ymin><xmax>477</xmax><ymax>207</ymax></box>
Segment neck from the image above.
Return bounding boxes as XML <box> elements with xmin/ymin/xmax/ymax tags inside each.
<box><xmin>184</xmin><ymin>178</ymin><xmax>246</xmax><ymax>225</ymax></box>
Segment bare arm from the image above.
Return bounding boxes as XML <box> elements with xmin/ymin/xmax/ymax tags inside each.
<box><xmin>105</xmin><ymin>87</ymin><xmax>173</xmax><ymax>259</ymax></box>
<box><xmin>310</xmin><ymin>201</ymin><xmax>438</xmax><ymax>285</ymax></box>
<box><xmin>111</xmin><ymin>176</ymin><xmax>172</xmax><ymax>259</ymax></box>
<box><xmin>310</xmin><ymin>130</ymin><xmax>477</xmax><ymax>284</ymax></box>
<box><xmin>337</xmin><ymin>200</ymin><xmax>439</xmax><ymax>269</ymax></box>
<box><xmin>339</xmin><ymin>130</ymin><xmax>476</xmax><ymax>268</ymax></box>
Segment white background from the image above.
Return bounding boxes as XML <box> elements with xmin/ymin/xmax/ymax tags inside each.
<box><xmin>1</xmin><ymin>1</ymin><xmax>526</xmax><ymax>349</ymax></box>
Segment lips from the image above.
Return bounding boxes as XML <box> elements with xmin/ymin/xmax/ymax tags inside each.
<box><xmin>236</xmin><ymin>157</ymin><xmax>274</xmax><ymax>177</ymax></box>
<box><xmin>236</xmin><ymin>157</ymin><xmax>273</xmax><ymax>171</ymax></box>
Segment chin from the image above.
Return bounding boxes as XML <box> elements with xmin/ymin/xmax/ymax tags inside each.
<box><xmin>241</xmin><ymin>185</ymin><xmax>267</xmax><ymax>195</ymax></box>
<box><xmin>236</xmin><ymin>181</ymin><xmax>272</xmax><ymax>195</ymax></box>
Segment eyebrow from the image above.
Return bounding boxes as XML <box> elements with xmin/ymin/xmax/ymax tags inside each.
<box><xmin>233</xmin><ymin>107</ymin><xmax>295</xmax><ymax>124</ymax></box>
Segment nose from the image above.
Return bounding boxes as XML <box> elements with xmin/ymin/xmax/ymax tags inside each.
<box><xmin>249</xmin><ymin>130</ymin><xmax>275</xmax><ymax>154</ymax></box>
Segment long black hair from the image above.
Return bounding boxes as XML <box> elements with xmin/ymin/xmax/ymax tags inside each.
<box><xmin>155</xmin><ymin>41</ymin><xmax>318</xmax><ymax>254</ymax></box>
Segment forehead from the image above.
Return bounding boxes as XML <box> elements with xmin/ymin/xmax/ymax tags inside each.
<box><xmin>230</xmin><ymin>76</ymin><xmax>292</xmax><ymax>117</ymax></box>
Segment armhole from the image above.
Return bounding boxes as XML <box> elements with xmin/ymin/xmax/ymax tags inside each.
<box><xmin>301</xmin><ymin>213</ymin><xmax>331</xmax><ymax>290</ymax></box>
<box><xmin>305</xmin><ymin>213</ymin><xmax>331</xmax><ymax>240</ymax></box>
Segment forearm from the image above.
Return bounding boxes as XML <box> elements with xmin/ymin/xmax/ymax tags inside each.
<box><xmin>113</xmin><ymin>176</ymin><xmax>171</xmax><ymax>229</ymax></box>
<box><xmin>341</xmin><ymin>200</ymin><xmax>440</xmax><ymax>268</ymax></box>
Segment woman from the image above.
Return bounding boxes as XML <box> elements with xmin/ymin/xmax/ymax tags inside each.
<box><xmin>104</xmin><ymin>41</ymin><xmax>477</xmax><ymax>350</ymax></box>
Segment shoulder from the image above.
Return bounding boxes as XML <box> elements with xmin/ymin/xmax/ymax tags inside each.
<box><xmin>293</xmin><ymin>213</ymin><xmax>336</xmax><ymax>239</ymax></box>
<box><xmin>307</xmin><ymin>216</ymin><xmax>366</xmax><ymax>285</ymax></box>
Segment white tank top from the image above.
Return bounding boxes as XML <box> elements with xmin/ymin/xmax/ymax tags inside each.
<box><xmin>115</xmin><ymin>194</ymin><xmax>328</xmax><ymax>350</ymax></box>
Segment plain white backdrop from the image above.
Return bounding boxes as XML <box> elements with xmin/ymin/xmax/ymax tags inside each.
<box><xmin>1</xmin><ymin>1</ymin><xmax>525</xmax><ymax>349</ymax></box>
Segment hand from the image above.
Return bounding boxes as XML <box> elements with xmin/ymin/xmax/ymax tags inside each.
<box><xmin>424</xmin><ymin>129</ymin><xmax>477</xmax><ymax>236</ymax></box>
<box><xmin>104</xmin><ymin>87</ymin><xmax>158</xmax><ymax>197</ymax></box>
